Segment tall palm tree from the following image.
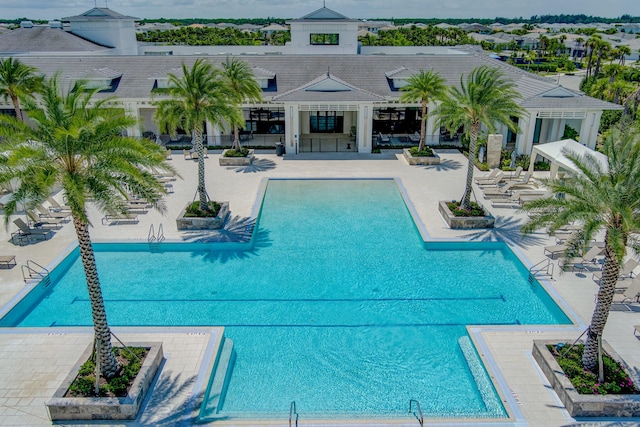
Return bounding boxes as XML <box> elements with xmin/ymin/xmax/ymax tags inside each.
<box><xmin>220</xmin><ymin>57</ymin><xmax>262</xmax><ymax>152</ymax></box>
<box><xmin>436</xmin><ymin>66</ymin><xmax>525</xmax><ymax>210</ymax></box>
<box><xmin>0</xmin><ymin>76</ymin><xmax>170</xmax><ymax>378</ymax></box>
<box><xmin>0</xmin><ymin>57</ymin><xmax>42</xmax><ymax>121</ymax></box>
<box><xmin>617</xmin><ymin>45</ymin><xmax>631</xmax><ymax>66</ymax></box>
<box><xmin>521</xmin><ymin>127</ymin><xmax>640</xmax><ymax>373</ymax></box>
<box><xmin>399</xmin><ymin>70</ymin><xmax>447</xmax><ymax>152</ymax></box>
<box><xmin>154</xmin><ymin>59</ymin><xmax>239</xmax><ymax>211</ymax></box>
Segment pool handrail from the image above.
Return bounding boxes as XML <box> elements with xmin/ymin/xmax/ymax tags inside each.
<box><xmin>289</xmin><ymin>400</ymin><xmax>298</xmax><ymax>427</ymax></box>
<box><xmin>21</xmin><ymin>259</ymin><xmax>50</xmax><ymax>285</ymax></box>
<box><xmin>409</xmin><ymin>399</ymin><xmax>424</xmax><ymax>426</ymax></box>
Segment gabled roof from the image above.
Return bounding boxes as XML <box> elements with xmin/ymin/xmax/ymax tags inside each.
<box><xmin>273</xmin><ymin>73</ymin><xmax>385</xmax><ymax>102</ymax></box>
<box><xmin>538</xmin><ymin>86</ymin><xmax>579</xmax><ymax>98</ymax></box>
<box><xmin>62</xmin><ymin>8</ymin><xmax>138</xmax><ymax>21</ymax></box>
<box><xmin>288</xmin><ymin>6</ymin><xmax>360</xmax><ymax>23</ymax></box>
<box><xmin>0</xmin><ymin>27</ymin><xmax>110</xmax><ymax>54</ymax></box>
<box><xmin>79</xmin><ymin>67</ymin><xmax>122</xmax><ymax>80</ymax></box>
<box><xmin>252</xmin><ymin>66</ymin><xmax>276</xmax><ymax>79</ymax></box>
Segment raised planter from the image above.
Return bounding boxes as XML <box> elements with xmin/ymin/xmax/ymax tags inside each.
<box><xmin>46</xmin><ymin>342</ymin><xmax>163</xmax><ymax>421</ymax></box>
<box><xmin>219</xmin><ymin>149</ymin><xmax>254</xmax><ymax>166</ymax></box>
<box><xmin>438</xmin><ymin>200</ymin><xmax>495</xmax><ymax>229</ymax></box>
<box><xmin>176</xmin><ymin>201</ymin><xmax>229</xmax><ymax>230</ymax></box>
<box><xmin>402</xmin><ymin>148</ymin><xmax>440</xmax><ymax>165</ymax></box>
<box><xmin>532</xmin><ymin>340</ymin><xmax>640</xmax><ymax>417</ymax></box>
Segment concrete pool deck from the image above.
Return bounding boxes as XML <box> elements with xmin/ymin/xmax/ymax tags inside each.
<box><xmin>0</xmin><ymin>148</ymin><xmax>639</xmax><ymax>426</ymax></box>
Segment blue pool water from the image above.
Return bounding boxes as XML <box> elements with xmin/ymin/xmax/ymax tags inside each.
<box><xmin>0</xmin><ymin>179</ymin><xmax>571</xmax><ymax>420</ymax></box>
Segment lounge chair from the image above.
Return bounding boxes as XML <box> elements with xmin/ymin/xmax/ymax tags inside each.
<box><xmin>125</xmin><ymin>202</ymin><xmax>148</xmax><ymax>213</ymax></box>
<box><xmin>504</xmin><ymin>166</ymin><xmax>524</xmax><ymax>181</ymax></box>
<box><xmin>36</xmin><ymin>204</ymin><xmax>70</xmax><ymax>220</ymax></box>
<box><xmin>183</xmin><ymin>149</ymin><xmax>192</xmax><ymax>160</ymax></box>
<box><xmin>544</xmin><ymin>244</ymin><xmax>567</xmax><ymax>259</ymax></box>
<box><xmin>47</xmin><ymin>196</ymin><xmax>71</xmax><ymax>212</ymax></box>
<box><xmin>101</xmin><ymin>213</ymin><xmax>139</xmax><ymax>225</ymax></box>
<box><xmin>510</xmin><ymin>171</ymin><xmax>533</xmax><ymax>187</ymax></box>
<box><xmin>634</xmin><ymin>325</ymin><xmax>640</xmax><ymax>337</ymax></box>
<box><xmin>0</xmin><ymin>255</ymin><xmax>16</xmax><ymax>269</ymax></box>
<box><xmin>599</xmin><ymin>276</ymin><xmax>640</xmax><ymax>304</ymax></box>
<box><xmin>409</xmin><ymin>132</ymin><xmax>421</xmax><ymax>143</ymax></box>
<box><xmin>27</xmin><ymin>211</ymin><xmax>64</xmax><ymax>230</ymax></box>
<box><xmin>476</xmin><ymin>171</ymin><xmax>505</xmax><ymax>186</ymax></box>
<box><xmin>378</xmin><ymin>132</ymin><xmax>390</xmax><ymax>144</ymax></box>
<box><xmin>166</xmin><ymin>149</ymin><xmax>173</xmax><ymax>160</ymax></box>
<box><xmin>191</xmin><ymin>150</ymin><xmax>199</xmax><ymax>160</ymax></box>
<box><xmin>12</xmin><ymin>218</ymin><xmax>53</xmax><ymax>242</ymax></box>
<box><xmin>592</xmin><ymin>258</ymin><xmax>639</xmax><ymax>283</ymax></box>
<box><xmin>474</xmin><ymin>169</ymin><xmax>499</xmax><ymax>183</ymax></box>
<box><xmin>559</xmin><ymin>246</ymin><xmax>603</xmax><ymax>271</ymax></box>
<box><xmin>203</xmin><ymin>147</ymin><xmax>209</xmax><ymax>158</ymax></box>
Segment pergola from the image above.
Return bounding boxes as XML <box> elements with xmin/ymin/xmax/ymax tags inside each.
<box><xmin>528</xmin><ymin>139</ymin><xmax>608</xmax><ymax>179</ymax></box>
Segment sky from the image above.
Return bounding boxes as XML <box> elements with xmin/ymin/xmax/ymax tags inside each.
<box><xmin>0</xmin><ymin>0</ymin><xmax>637</xmax><ymax>21</ymax></box>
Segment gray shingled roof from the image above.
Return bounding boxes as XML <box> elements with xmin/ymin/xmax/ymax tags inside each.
<box><xmin>62</xmin><ymin>8</ymin><xmax>138</xmax><ymax>21</ymax></box>
<box><xmin>14</xmin><ymin>51</ymin><xmax>619</xmax><ymax>111</ymax></box>
<box><xmin>0</xmin><ymin>28</ymin><xmax>110</xmax><ymax>54</ymax></box>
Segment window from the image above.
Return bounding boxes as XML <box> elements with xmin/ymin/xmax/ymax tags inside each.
<box><xmin>310</xmin><ymin>33</ymin><xmax>339</xmax><ymax>45</ymax></box>
<box><xmin>310</xmin><ymin>111</ymin><xmax>343</xmax><ymax>133</ymax></box>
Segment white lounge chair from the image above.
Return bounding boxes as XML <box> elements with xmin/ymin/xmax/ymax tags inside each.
<box><xmin>544</xmin><ymin>244</ymin><xmax>567</xmax><ymax>259</ymax></box>
<box><xmin>560</xmin><ymin>246</ymin><xmax>603</xmax><ymax>271</ymax></box>
<box><xmin>592</xmin><ymin>258</ymin><xmax>639</xmax><ymax>283</ymax></box>
<box><xmin>36</xmin><ymin>204</ymin><xmax>70</xmax><ymax>220</ymax></box>
<box><xmin>597</xmin><ymin>276</ymin><xmax>640</xmax><ymax>304</ymax></box>
<box><xmin>47</xmin><ymin>196</ymin><xmax>71</xmax><ymax>212</ymax></box>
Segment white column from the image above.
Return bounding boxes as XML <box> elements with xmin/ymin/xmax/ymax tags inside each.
<box><xmin>426</xmin><ymin>104</ymin><xmax>438</xmax><ymax>144</ymax></box>
<box><xmin>285</xmin><ymin>104</ymin><xmax>300</xmax><ymax>155</ymax></box>
<box><xmin>357</xmin><ymin>104</ymin><xmax>373</xmax><ymax>153</ymax></box>
<box><xmin>580</xmin><ymin>111</ymin><xmax>601</xmax><ymax>149</ymax></box>
<box><xmin>519</xmin><ymin>111</ymin><xmax>536</xmax><ymax>155</ymax></box>
<box><xmin>126</xmin><ymin>103</ymin><xmax>141</xmax><ymax>137</ymax></box>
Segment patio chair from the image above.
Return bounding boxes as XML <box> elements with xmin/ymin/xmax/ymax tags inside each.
<box><xmin>409</xmin><ymin>132</ymin><xmax>421</xmax><ymax>143</ymax></box>
<box><xmin>12</xmin><ymin>218</ymin><xmax>53</xmax><ymax>242</ymax></box>
<box><xmin>191</xmin><ymin>150</ymin><xmax>199</xmax><ymax>160</ymax></box>
<box><xmin>476</xmin><ymin>171</ymin><xmax>505</xmax><ymax>186</ymax></box>
<box><xmin>183</xmin><ymin>149</ymin><xmax>192</xmax><ymax>160</ymax></box>
<box><xmin>597</xmin><ymin>276</ymin><xmax>640</xmax><ymax>304</ymax></box>
<box><xmin>166</xmin><ymin>149</ymin><xmax>173</xmax><ymax>160</ymax></box>
<box><xmin>544</xmin><ymin>244</ymin><xmax>567</xmax><ymax>259</ymax></box>
<box><xmin>101</xmin><ymin>213</ymin><xmax>139</xmax><ymax>225</ymax></box>
<box><xmin>0</xmin><ymin>255</ymin><xmax>16</xmax><ymax>269</ymax></box>
<box><xmin>47</xmin><ymin>196</ymin><xmax>71</xmax><ymax>212</ymax></box>
<box><xmin>27</xmin><ymin>211</ymin><xmax>64</xmax><ymax>230</ymax></box>
<box><xmin>474</xmin><ymin>168</ymin><xmax>499</xmax><ymax>183</ymax></box>
<box><xmin>504</xmin><ymin>166</ymin><xmax>524</xmax><ymax>181</ymax></box>
<box><xmin>592</xmin><ymin>258</ymin><xmax>639</xmax><ymax>283</ymax></box>
<box><xmin>378</xmin><ymin>132</ymin><xmax>390</xmax><ymax>144</ymax></box>
<box><xmin>559</xmin><ymin>246</ymin><xmax>603</xmax><ymax>272</ymax></box>
<box><xmin>36</xmin><ymin>204</ymin><xmax>70</xmax><ymax>220</ymax></box>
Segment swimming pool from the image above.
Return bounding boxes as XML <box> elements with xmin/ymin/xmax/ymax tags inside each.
<box><xmin>0</xmin><ymin>179</ymin><xmax>571</xmax><ymax>420</ymax></box>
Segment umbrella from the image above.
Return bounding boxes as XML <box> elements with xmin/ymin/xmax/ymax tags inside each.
<box><xmin>510</xmin><ymin>150</ymin><xmax>517</xmax><ymax>169</ymax></box>
<box><xmin>478</xmin><ymin>146</ymin><xmax>485</xmax><ymax>163</ymax></box>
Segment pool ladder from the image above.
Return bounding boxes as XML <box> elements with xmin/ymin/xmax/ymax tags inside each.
<box><xmin>409</xmin><ymin>399</ymin><xmax>424</xmax><ymax>426</ymax></box>
<box><xmin>148</xmin><ymin>223</ymin><xmax>165</xmax><ymax>247</ymax></box>
<box><xmin>21</xmin><ymin>259</ymin><xmax>50</xmax><ymax>286</ymax></box>
<box><xmin>529</xmin><ymin>258</ymin><xmax>554</xmax><ymax>281</ymax></box>
<box><xmin>289</xmin><ymin>401</ymin><xmax>298</xmax><ymax>427</ymax></box>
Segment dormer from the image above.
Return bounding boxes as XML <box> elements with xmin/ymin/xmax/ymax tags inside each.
<box><xmin>72</xmin><ymin>67</ymin><xmax>122</xmax><ymax>92</ymax></box>
<box><xmin>287</xmin><ymin>6</ymin><xmax>360</xmax><ymax>55</ymax></box>
<box><xmin>252</xmin><ymin>66</ymin><xmax>277</xmax><ymax>92</ymax></box>
<box><xmin>385</xmin><ymin>67</ymin><xmax>415</xmax><ymax>91</ymax></box>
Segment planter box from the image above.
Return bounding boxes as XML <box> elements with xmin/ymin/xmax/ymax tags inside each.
<box><xmin>219</xmin><ymin>149</ymin><xmax>254</xmax><ymax>166</ymax></box>
<box><xmin>438</xmin><ymin>200</ymin><xmax>495</xmax><ymax>229</ymax></box>
<box><xmin>402</xmin><ymin>148</ymin><xmax>441</xmax><ymax>165</ymax></box>
<box><xmin>532</xmin><ymin>340</ymin><xmax>640</xmax><ymax>417</ymax></box>
<box><xmin>176</xmin><ymin>201</ymin><xmax>229</xmax><ymax>230</ymax></box>
<box><xmin>46</xmin><ymin>342</ymin><xmax>163</xmax><ymax>421</ymax></box>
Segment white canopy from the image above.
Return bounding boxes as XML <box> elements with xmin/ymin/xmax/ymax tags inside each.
<box><xmin>528</xmin><ymin>139</ymin><xmax>608</xmax><ymax>179</ymax></box>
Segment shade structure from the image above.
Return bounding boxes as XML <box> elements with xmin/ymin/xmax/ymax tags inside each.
<box><xmin>528</xmin><ymin>139</ymin><xmax>608</xmax><ymax>179</ymax></box>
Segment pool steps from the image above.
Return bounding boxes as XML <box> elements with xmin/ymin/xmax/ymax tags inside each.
<box><xmin>197</xmin><ymin>336</ymin><xmax>235</xmax><ymax>422</ymax></box>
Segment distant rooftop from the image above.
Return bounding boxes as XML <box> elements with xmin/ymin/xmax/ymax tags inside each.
<box><xmin>62</xmin><ymin>7</ymin><xmax>138</xmax><ymax>22</ymax></box>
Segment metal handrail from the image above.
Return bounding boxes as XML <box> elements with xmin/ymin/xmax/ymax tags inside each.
<box><xmin>409</xmin><ymin>399</ymin><xmax>424</xmax><ymax>427</ymax></box>
<box><xmin>529</xmin><ymin>258</ymin><xmax>554</xmax><ymax>279</ymax></box>
<box><xmin>157</xmin><ymin>223</ymin><xmax>165</xmax><ymax>242</ymax></box>
<box><xmin>21</xmin><ymin>259</ymin><xmax>50</xmax><ymax>284</ymax></box>
<box><xmin>289</xmin><ymin>401</ymin><xmax>298</xmax><ymax>427</ymax></box>
<box><xmin>148</xmin><ymin>224</ymin><xmax>156</xmax><ymax>243</ymax></box>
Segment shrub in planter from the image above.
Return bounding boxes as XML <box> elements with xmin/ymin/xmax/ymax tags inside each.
<box><xmin>184</xmin><ymin>201</ymin><xmax>221</xmax><ymax>218</ymax></box>
<box><xmin>223</xmin><ymin>147</ymin><xmax>249</xmax><ymax>158</ymax></box>
<box><xmin>446</xmin><ymin>200</ymin><xmax>486</xmax><ymax>217</ymax></box>
<box><xmin>408</xmin><ymin>146</ymin><xmax>434</xmax><ymax>157</ymax></box>
<box><xmin>548</xmin><ymin>343</ymin><xmax>638</xmax><ymax>395</ymax></box>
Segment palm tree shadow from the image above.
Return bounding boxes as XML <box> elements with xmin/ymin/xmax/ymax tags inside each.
<box><xmin>458</xmin><ymin>215</ymin><xmax>547</xmax><ymax>250</ymax></box>
<box><xmin>227</xmin><ymin>158</ymin><xmax>277</xmax><ymax>174</ymax></box>
<box><xmin>180</xmin><ymin>215</ymin><xmax>273</xmax><ymax>263</ymax></box>
<box><xmin>421</xmin><ymin>158</ymin><xmax>462</xmax><ymax>171</ymax></box>
<box><xmin>137</xmin><ymin>372</ymin><xmax>201</xmax><ymax>426</ymax></box>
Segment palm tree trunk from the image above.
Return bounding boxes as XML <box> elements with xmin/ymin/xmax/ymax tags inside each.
<box><xmin>72</xmin><ymin>215</ymin><xmax>121</xmax><ymax>378</ymax></box>
<box><xmin>419</xmin><ymin>99</ymin><xmax>427</xmax><ymax>152</ymax></box>
<box><xmin>10</xmin><ymin>94</ymin><xmax>22</xmax><ymax>122</ymax></box>
<box><xmin>193</xmin><ymin>126</ymin><xmax>208</xmax><ymax>211</ymax></box>
<box><xmin>583</xmin><ymin>241</ymin><xmax>620</xmax><ymax>372</ymax></box>
<box><xmin>461</xmin><ymin>122</ymin><xmax>478</xmax><ymax>210</ymax></box>
<box><xmin>232</xmin><ymin>125</ymin><xmax>241</xmax><ymax>151</ymax></box>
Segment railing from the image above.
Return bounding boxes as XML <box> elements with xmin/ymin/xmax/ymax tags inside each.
<box><xmin>148</xmin><ymin>223</ymin><xmax>165</xmax><ymax>246</ymax></box>
<box><xmin>148</xmin><ymin>224</ymin><xmax>155</xmax><ymax>243</ymax></box>
<box><xmin>289</xmin><ymin>401</ymin><xmax>298</xmax><ymax>427</ymax></box>
<box><xmin>409</xmin><ymin>399</ymin><xmax>424</xmax><ymax>427</ymax></box>
<box><xmin>299</xmin><ymin>137</ymin><xmax>357</xmax><ymax>153</ymax></box>
<box><xmin>529</xmin><ymin>258</ymin><xmax>554</xmax><ymax>280</ymax></box>
<box><xmin>21</xmin><ymin>259</ymin><xmax>50</xmax><ymax>286</ymax></box>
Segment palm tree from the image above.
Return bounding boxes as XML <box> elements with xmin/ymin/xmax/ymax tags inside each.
<box><xmin>399</xmin><ymin>70</ymin><xmax>447</xmax><ymax>152</ymax></box>
<box><xmin>521</xmin><ymin>127</ymin><xmax>640</xmax><ymax>374</ymax></box>
<box><xmin>220</xmin><ymin>57</ymin><xmax>262</xmax><ymax>152</ymax></box>
<box><xmin>154</xmin><ymin>59</ymin><xmax>239</xmax><ymax>211</ymax></box>
<box><xmin>617</xmin><ymin>45</ymin><xmax>631</xmax><ymax>66</ymax></box>
<box><xmin>0</xmin><ymin>57</ymin><xmax>42</xmax><ymax>121</ymax></box>
<box><xmin>0</xmin><ymin>76</ymin><xmax>170</xmax><ymax>378</ymax></box>
<box><xmin>436</xmin><ymin>66</ymin><xmax>525</xmax><ymax>210</ymax></box>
